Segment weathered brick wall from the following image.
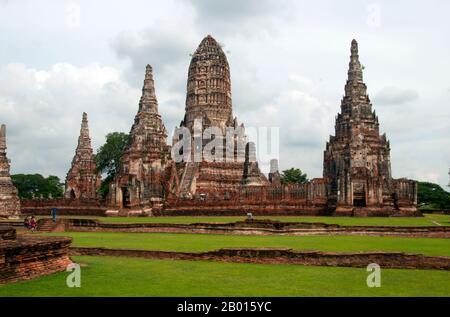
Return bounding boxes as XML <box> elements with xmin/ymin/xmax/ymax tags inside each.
<box><xmin>163</xmin><ymin>181</ymin><xmax>329</xmax><ymax>216</ymax></box>
<box><xmin>20</xmin><ymin>198</ymin><xmax>106</xmax><ymax>216</ymax></box>
<box><xmin>0</xmin><ymin>235</ymin><xmax>72</xmax><ymax>284</ymax></box>
<box><xmin>0</xmin><ymin>226</ymin><xmax>16</xmax><ymax>240</ymax></box>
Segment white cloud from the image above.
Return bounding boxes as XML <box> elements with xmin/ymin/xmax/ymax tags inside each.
<box><xmin>0</xmin><ymin>63</ymin><xmax>139</xmax><ymax>180</ymax></box>
<box><xmin>373</xmin><ymin>86</ymin><xmax>419</xmax><ymax>106</ymax></box>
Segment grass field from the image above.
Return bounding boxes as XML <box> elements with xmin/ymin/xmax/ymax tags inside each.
<box><xmin>42</xmin><ymin>231</ymin><xmax>450</xmax><ymax>256</ymax></box>
<box><xmin>19</xmin><ymin>213</ymin><xmax>450</xmax><ymax>226</ymax></box>
<box><xmin>3</xmin><ymin>214</ymin><xmax>450</xmax><ymax>297</ymax></box>
<box><xmin>0</xmin><ymin>256</ymin><xmax>449</xmax><ymax>296</ymax></box>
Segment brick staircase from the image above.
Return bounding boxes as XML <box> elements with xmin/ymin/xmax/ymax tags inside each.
<box><xmin>37</xmin><ymin>219</ymin><xmax>64</xmax><ymax>232</ymax></box>
<box><xmin>178</xmin><ymin>162</ymin><xmax>198</xmax><ymax>197</ymax></box>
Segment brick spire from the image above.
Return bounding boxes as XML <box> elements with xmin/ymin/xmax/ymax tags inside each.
<box><xmin>344</xmin><ymin>39</ymin><xmax>367</xmax><ymax>99</ymax></box>
<box><xmin>139</xmin><ymin>64</ymin><xmax>158</xmax><ymax>113</ymax></box>
<box><xmin>77</xmin><ymin>112</ymin><xmax>92</xmax><ymax>150</ymax></box>
<box><xmin>0</xmin><ymin>124</ymin><xmax>6</xmax><ymax>154</ymax></box>
<box><xmin>0</xmin><ymin>124</ymin><xmax>9</xmax><ymax>176</ymax></box>
<box><xmin>64</xmin><ymin>112</ymin><xmax>100</xmax><ymax>199</ymax></box>
<box><xmin>0</xmin><ymin>124</ymin><xmax>21</xmax><ymax>218</ymax></box>
<box><xmin>348</xmin><ymin>39</ymin><xmax>363</xmax><ymax>82</ymax></box>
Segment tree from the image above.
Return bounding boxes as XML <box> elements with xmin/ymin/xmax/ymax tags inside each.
<box><xmin>95</xmin><ymin>132</ymin><xmax>129</xmax><ymax>198</ymax></box>
<box><xmin>280</xmin><ymin>168</ymin><xmax>308</xmax><ymax>185</ymax></box>
<box><xmin>11</xmin><ymin>174</ymin><xmax>64</xmax><ymax>199</ymax></box>
<box><xmin>417</xmin><ymin>181</ymin><xmax>450</xmax><ymax>210</ymax></box>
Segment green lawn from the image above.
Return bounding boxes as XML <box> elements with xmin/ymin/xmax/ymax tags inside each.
<box><xmin>42</xmin><ymin>231</ymin><xmax>450</xmax><ymax>256</ymax></box>
<box><xmin>32</xmin><ymin>213</ymin><xmax>450</xmax><ymax>226</ymax></box>
<box><xmin>0</xmin><ymin>256</ymin><xmax>448</xmax><ymax>296</ymax></box>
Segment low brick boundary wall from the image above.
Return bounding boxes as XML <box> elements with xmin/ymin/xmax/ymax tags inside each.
<box><xmin>0</xmin><ymin>235</ymin><xmax>72</xmax><ymax>284</ymax></box>
<box><xmin>0</xmin><ymin>226</ymin><xmax>16</xmax><ymax>240</ymax></box>
<box><xmin>20</xmin><ymin>198</ymin><xmax>107</xmax><ymax>216</ymax></box>
<box><xmin>69</xmin><ymin>247</ymin><xmax>450</xmax><ymax>270</ymax></box>
<box><xmin>65</xmin><ymin>219</ymin><xmax>450</xmax><ymax>238</ymax></box>
<box><xmin>157</xmin><ymin>205</ymin><xmax>328</xmax><ymax>216</ymax></box>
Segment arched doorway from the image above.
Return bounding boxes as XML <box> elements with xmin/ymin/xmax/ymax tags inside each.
<box><xmin>66</xmin><ymin>188</ymin><xmax>76</xmax><ymax>199</ymax></box>
<box><xmin>353</xmin><ymin>182</ymin><xmax>366</xmax><ymax>207</ymax></box>
<box><xmin>122</xmin><ymin>187</ymin><xmax>130</xmax><ymax>208</ymax></box>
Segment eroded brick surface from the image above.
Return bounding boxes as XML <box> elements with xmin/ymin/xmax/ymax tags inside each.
<box><xmin>0</xmin><ymin>230</ymin><xmax>72</xmax><ymax>284</ymax></box>
<box><xmin>65</xmin><ymin>112</ymin><xmax>101</xmax><ymax>200</ymax></box>
<box><xmin>0</xmin><ymin>124</ymin><xmax>21</xmax><ymax>219</ymax></box>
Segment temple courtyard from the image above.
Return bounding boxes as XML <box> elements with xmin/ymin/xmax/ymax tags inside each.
<box><xmin>1</xmin><ymin>214</ymin><xmax>449</xmax><ymax>297</ymax></box>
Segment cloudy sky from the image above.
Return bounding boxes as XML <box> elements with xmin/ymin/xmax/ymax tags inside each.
<box><xmin>0</xmin><ymin>0</ymin><xmax>449</xmax><ymax>188</ymax></box>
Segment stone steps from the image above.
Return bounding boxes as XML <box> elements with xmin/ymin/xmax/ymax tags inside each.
<box><xmin>178</xmin><ymin>163</ymin><xmax>197</xmax><ymax>196</ymax></box>
<box><xmin>37</xmin><ymin>219</ymin><xmax>59</xmax><ymax>232</ymax></box>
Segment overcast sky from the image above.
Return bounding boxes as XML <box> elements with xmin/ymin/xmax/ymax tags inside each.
<box><xmin>0</xmin><ymin>0</ymin><xmax>449</xmax><ymax>188</ymax></box>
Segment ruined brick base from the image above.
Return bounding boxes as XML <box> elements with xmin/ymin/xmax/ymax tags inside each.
<box><xmin>334</xmin><ymin>206</ymin><xmax>421</xmax><ymax>217</ymax></box>
<box><xmin>158</xmin><ymin>204</ymin><xmax>329</xmax><ymax>216</ymax></box>
<box><xmin>60</xmin><ymin>219</ymin><xmax>450</xmax><ymax>238</ymax></box>
<box><xmin>20</xmin><ymin>198</ymin><xmax>106</xmax><ymax>216</ymax></box>
<box><xmin>70</xmin><ymin>247</ymin><xmax>450</xmax><ymax>270</ymax></box>
<box><xmin>0</xmin><ymin>234</ymin><xmax>72</xmax><ymax>284</ymax></box>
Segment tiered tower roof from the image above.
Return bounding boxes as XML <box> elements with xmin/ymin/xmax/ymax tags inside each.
<box><xmin>123</xmin><ymin>64</ymin><xmax>169</xmax><ymax>162</ymax></box>
<box><xmin>65</xmin><ymin>112</ymin><xmax>100</xmax><ymax>199</ymax></box>
<box><xmin>183</xmin><ymin>35</ymin><xmax>233</xmax><ymax>131</ymax></box>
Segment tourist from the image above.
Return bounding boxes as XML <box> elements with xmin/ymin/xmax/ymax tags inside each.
<box><xmin>30</xmin><ymin>216</ymin><xmax>37</xmax><ymax>232</ymax></box>
<box><xmin>51</xmin><ymin>208</ymin><xmax>57</xmax><ymax>223</ymax></box>
<box><xmin>23</xmin><ymin>216</ymin><xmax>30</xmax><ymax>230</ymax></box>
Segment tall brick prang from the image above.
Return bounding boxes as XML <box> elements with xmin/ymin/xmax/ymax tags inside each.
<box><xmin>65</xmin><ymin>112</ymin><xmax>101</xmax><ymax>199</ymax></box>
<box><xmin>173</xmin><ymin>35</ymin><xmax>268</xmax><ymax>199</ymax></box>
<box><xmin>323</xmin><ymin>40</ymin><xmax>418</xmax><ymax>216</ymax></box>
<box><xmin>109</xmin><ymin>65</ymin><xmax>171</xmax><ymax>209</ymax></box>
<box><xmin>0</xmin><ymin>124</ymin><xmax>21</xmax><ymax>218</ymax></box>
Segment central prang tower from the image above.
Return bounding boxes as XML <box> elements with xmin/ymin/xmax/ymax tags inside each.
<box><xmin>183</xmin><ymin>35</ymin><xmax>233</xmax><ymax>132</ymax></box>
<box><xmin>172</xmin><ymin>35</ymin><xmax>268</xmax><ymax>198</ymax></box>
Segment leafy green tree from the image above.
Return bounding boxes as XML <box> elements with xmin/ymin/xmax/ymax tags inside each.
<box><xmin>95</xmin><ymin>132</ymin><xmax>129</xmax><ymax>199</ymax></box>
<box><xmin>11</xmin><ymin>174</ymin><xmax>64</xmax><ymax>199</ymax></box>
<box><xmin>280</xmin><ymin>168</ymin><xmax>308</xmax><ymax>185</ymax></box>
<box><xmin>417</xmin><ymin>182</ymin><xmax>450</xmax><ymax>210</ymax></box>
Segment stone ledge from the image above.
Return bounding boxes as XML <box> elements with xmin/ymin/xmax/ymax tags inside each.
<box><xmin>64</xmin><ymin>219</ymin><xmax>450</xmax><ymax>238</ymax></box>
<box><xmin>0</xmin><ymin>226</ymin><xmax>16</xmax><ymax>240</ymax></box>
<box><xmin>0</xmin><ymin>234</ymin><xmax>72</xmax><ymax>284</ymax></box>
<box><xmin>69</xmin><ymin>247</ymin><xmax>450</xmax><ymax>270</ymax></box>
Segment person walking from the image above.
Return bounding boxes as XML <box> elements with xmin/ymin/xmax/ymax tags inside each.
<box><xmin>51</xmin><ymin>208</ymin><xmax>57</xmax><ymax>223</ymax></box>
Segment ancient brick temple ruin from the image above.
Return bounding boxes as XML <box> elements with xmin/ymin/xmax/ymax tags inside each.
<box><xmin>0</xmin><ymin>124</ymin><xmax>21</xmax><ymax>218</ymax></box>
<box><xmin>170</xmin><ymin>35</ymin><xmax>269</xmax><ymax>198</ymax></box>
<box><xmin>64</xmin><ymin>112</ymin><xmax>101</xmax><ymax>199</ymax></box>
<box><xmin>323</xmin><ymin>40</ymin><xmax>418</xmax><ymax>216</ymax></box>
<box><xmin>101</xmin><ymin>36</ymin><xmax>418</xmax><ymax>216</ymax></box>
<box><xmin>108</xmin><ymin>65</ymin><xmax>171</xmax><ymax>209</ymax></box>
<box><xmin>0</xmin><ymin>226</ymin><xmax>72</xmax><ymax>284</ymax></box>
